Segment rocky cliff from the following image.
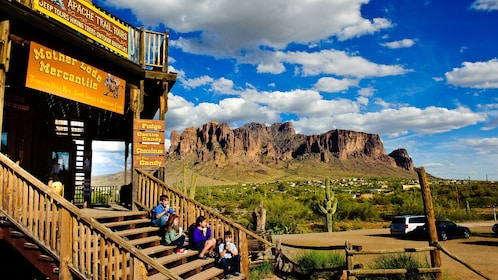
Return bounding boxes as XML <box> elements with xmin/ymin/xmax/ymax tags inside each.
<box><xmin>168</xmin><ymin>121</ymin><xmax>413</xmax><ymax>171</ymax></box>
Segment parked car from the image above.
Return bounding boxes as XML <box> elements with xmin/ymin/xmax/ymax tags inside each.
<box><xmin>492</xmin><ymin>223</ymin><xmax>498</xmax><ymax>234</ymax></box>
<box><xmin>408</xmin><ymin>220</ymin><xmax>470</xmax><ymax>241</ymax></box>
<box><xmin>390</xmin><ymin>215</ymin><xmax>427</xmax><ymax>236</ymax></box>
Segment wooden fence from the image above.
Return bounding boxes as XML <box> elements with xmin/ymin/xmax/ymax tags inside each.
<box><xmin>274</xmin><ymin>239</ymin><xmax>443</xmax><ymax>280</ymax></box>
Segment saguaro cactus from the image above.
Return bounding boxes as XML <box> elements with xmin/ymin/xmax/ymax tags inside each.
<box><xmin>182</xmin><ymin>165</ymin><xmax>198</xmax><ymax>199</ymax></box>
<box><xmin>317</xmin><ymin>178</ymin><xmax>338</xmax><ymax>232</ymax></box>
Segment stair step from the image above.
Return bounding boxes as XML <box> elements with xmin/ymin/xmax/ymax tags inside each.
<box><xmin>128</xmin><ymin>235</ymin><xmax>161</xmax><ymax>247</ymax></box>
<box><xmin>140</xmin><ymin>244</ymin><xmax>176</xmax><ymax>256</ymax></box>
<box><xmin>82</xmin><ymin>209</ymin><xmax>146</xmax><ymax>220</ymax></box>
<box><xmin>39</xmin><ymin>254</ymin><xmax>55</xmax><ymax>262</ymax></box>
<box><xmin>116</xmin><ymin>226</ymin><xmax>159</xmax><ymax>237</ymax></box>
<box><xmin>169</xmin><ymin>258</ymin><xmax>214</xmax><ymax>276</ymax></box>
<box><xmin>184</xmin><ymin>267</ymin><xmax>223</xmax><ymax>280</ymax></box>
<box><xmin>154</xmin><ymin>250</ymin><xmax>199</xmax><ymax>266</ymax></box>
<box><xmin>11</xmin><ymin>230</ymin><xmax>25</xmax><ymax>237</ymax></box>
<box><xmin>24</xmin><ymin>242</ymin><xmax>40</xmax><ymax>250</ymax></box>
<box><xmin>147</xmin><ymin>272</ymin><xmax>169</xmax><ymax>280</ymax></box>
<box><xmin>102</xmin><ymin>218</ymin><xmax>151</xmax><ymax>228</ymax></box>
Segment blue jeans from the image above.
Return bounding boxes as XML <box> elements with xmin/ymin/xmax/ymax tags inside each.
<box><xmin>220</xmin><ymin>255</ymin><xmax>240</xmax><ymax>276</ymax></box>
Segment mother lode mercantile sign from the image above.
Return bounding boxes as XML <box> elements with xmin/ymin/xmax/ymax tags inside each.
<box><xmin>25</xmin><ymin>41</ymin><xmax>126</xmax><ymax>114</ymax></box>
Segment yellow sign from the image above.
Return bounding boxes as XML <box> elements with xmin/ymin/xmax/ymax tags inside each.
<box><xmin>34</xmin><ymin>0</ymin><xmax>129</xmax><ymax>57</ymax></box>
<box><xmin>133</xmin><ymin>155</ymin><xmax>165</xmax><ymax>168</ymax></box>
<box><xmin>26</xmin><ymin>41</ymin><xmax>126</xmax><ymax>114</ymax></box>
<box><xmin>134</xmin><ymin>143</ymin><xmax>165</xmax><ymax>155</ymax></box>
<box><xmin>133</xmin><ymin>119</ymin><xmax>165</xmax><ymax>132</ymax></box>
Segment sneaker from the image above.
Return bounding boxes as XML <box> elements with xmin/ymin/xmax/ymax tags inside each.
<box><xmin>176</xmin><ymin>249</ymin><xmax>187</xmax><ymax>254</ymax></box>
<box><xmin>233</xmin><ymin>272</ymin><xmax>240</xmax><ymax>276</ymax></box>
<box><xmin>224</xmin><ymin>275</ymin><xmax>231</xmax><ymax>279</ymax></box>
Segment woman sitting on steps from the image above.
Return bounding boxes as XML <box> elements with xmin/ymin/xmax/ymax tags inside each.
<box><xmin>192</xmin><ymin>215</ymin><xmax>217</xmax><ymax>259</ymax></box>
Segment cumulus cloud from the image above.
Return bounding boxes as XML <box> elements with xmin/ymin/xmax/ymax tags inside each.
<box><xmin>183</xmin><ymin>75</ymin><xmax>214</xmax><ymax>89</ymax></box>
<box><xmin>98</xmin><ymin>0</ymin><xmax>391</xmax><ymax>58</ymax></box>
<box><xmin>277</xmin><ymin>49</ymin><xmax>408</xmax><ymax>78</ymax></box>
<box><xmin>292</xmin><ymin>106</ymin><xmax>486</xmax><ymax>136</ymax></box>
<box><xmin>445</xmin><ymin>58</ymin><xmax>498</xmax><ymax>88</ymax></box>
<box><xmin>381</xmin><ymin>38</ymin><xmax>415</xmax><ymax>49</ymax></box>
<box><xmin>458</xmin><ymin>137</ymin><xmax>498</xmax><ymax>154</ymax></box>
<box><xmin>470</xmin><ymin>0</ymin><xmax>498</xmax><ymax>11</ymax></box>
<box><xmin>314</xmin><ymin>77</ymin><xmax>359</xmax><ymax>93</ymax></box>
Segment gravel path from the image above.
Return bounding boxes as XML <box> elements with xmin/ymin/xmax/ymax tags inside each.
<box><xmin>273</xmin><ymin>220</ymin><xmax>498</xmax><ymax>280</ymax></box>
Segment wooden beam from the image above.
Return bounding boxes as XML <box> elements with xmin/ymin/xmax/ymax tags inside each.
<box><xmin>0</xmin><ymin>20</ymin><xmax>11</xmax><ymax>138</ymax></box>
<box><xmin>417</xmin><ymin>167</ymin><xmax>443</xmax><ymax>280</ymax></box>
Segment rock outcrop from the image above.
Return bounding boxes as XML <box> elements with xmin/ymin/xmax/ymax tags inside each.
<box><xmin>168</xmin><ymin>122</ymin><xmax>413</xmax><ymax>171</ymax></box>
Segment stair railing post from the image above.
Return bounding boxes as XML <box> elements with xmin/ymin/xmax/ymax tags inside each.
<box><xmin>238</xmin><ymin>230</ymin><xmax>249</xmax><ymax>275</ymax></box>
<box><xmin>59</xmin><ymin>208</ymin><xmax>73</xmax><ymax>279</ymax></box>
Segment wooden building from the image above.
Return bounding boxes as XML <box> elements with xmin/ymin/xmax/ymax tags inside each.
<box><xmin>0</xmin><ymin>0</ymin><xmax>176</xmax><ymax>204</ymax></box>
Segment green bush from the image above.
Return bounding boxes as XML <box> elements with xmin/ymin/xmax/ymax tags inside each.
<box><xmin>249</xmin><ymin>260</ymin><xmax>273</xmax><ymax>279</ymax></box>
<box><xmin>359</xmin><ymin>253</ymin><xmax>431</xmax><ymax>280</ymax></box>
<box><xmin>296</xmin><ymin>250</ymin><xmax>346</xmax><ymax>280</ymax></box>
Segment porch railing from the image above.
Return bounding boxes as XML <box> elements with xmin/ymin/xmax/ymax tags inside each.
<box><xmin>134</xmin><ymin>168</ymin><xmax>275</xmax><ymax>275</ymax></box>
<box><xmin>12</xmin><ymin>0</ymin><xmax>168</xmax><ymax>71</ymax></box>
<box><xmin>0</xmin><ymin>153</ymin><xmax>181</xmax><ymax>280</ymax></box>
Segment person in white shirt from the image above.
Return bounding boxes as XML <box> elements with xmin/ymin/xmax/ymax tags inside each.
<box><xmin>218</xmin><ymin>231</ymin><xmax>240</xmax><ymax>278</ymax></box>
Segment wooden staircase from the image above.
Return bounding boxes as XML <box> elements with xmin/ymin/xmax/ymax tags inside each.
<box><xmin>0</xmin><ymin>215</ymin><xmax>60</xmax><ymax>280</ymax></box>
<box><xmin>88</xmin><ymin>208</ymin><xmax>247</xmax><ymax>280</ymax></box>
<box><xmin>0</xmin><ymin>153</ymin><xmax>272</xmax><ymax>279</ymax></box>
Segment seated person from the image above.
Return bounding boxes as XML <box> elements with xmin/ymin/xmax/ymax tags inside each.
<box><xmin>164</xmin><ymin>213</ymin><xmax>187</xmax><ymax>254</ymax></box>
<box><xmin>151</xmin><ymin>195</ymin><xmax>175</xmax><ymax>227</ymax></box>
<box><xmin>218</xmin><ymin>231</ymin><xmax>241</xmax><ymax>278</ymax></box>
<box><xmin>192</xmin><ymin>215</ymin><xmax>217</xmax><ymax>259</ymax></box>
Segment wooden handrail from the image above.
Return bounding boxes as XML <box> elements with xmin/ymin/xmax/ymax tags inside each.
<box><xmin>0</xmin><ymin>153</ymin><xmax>182</xmax><ymax>280</ymax></box>
<box><xmin>134</xmin><ymin>168</ymin><xmax>275</xmax><ymax>274</ymax></box>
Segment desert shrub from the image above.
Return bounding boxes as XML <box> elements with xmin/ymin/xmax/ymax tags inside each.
<box><xmin>296</xmin><ymin>250</ymin><xmax>346</xmax><ymax>280</ymax></box>
<box><xmin>249</xmin><ymin>260</ymin><xmax>273</xmax><ymax>279</ymax></box>
<box><xmin>358</xmin><ymin>253</ymin><xmax>431</xmax><ymax>280</ymax></box>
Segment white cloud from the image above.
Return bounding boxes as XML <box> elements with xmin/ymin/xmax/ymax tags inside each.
<box><xmin>470</xmin><ymin>0</ymin><xmax>498</xmax><ymax>11</ymax></box>
<box><xmin>257</xmin><ymin>63</ymin><xmax>286</xmax><ymax>74</ymax></box>
<box><xmin>292</xmin><ymin>106</ymin><xmax>486</xmax><ymax>136</ymax></box>
<box><xmin>183</xmin><ymin>75</ymin><xmax>214</xmax><ymax>89</ymax></box>
<box><xmin>458</xmin><ymin>137</ymin><xmax>498</xmax><ymax>154</ymax></box>
<box><xmin>100</xmin><ymin>0</ymin><xmax>391</xmax><ymax>58</ymax></box>
<box><xmin>381</xmin><ymin>38</ymin><xmax>415</xmax><ymax>49</ymax></box>
<box><xmin>445</xmin><ymin>58</ymin><xmax>498</xmax><ymax>88</ymax></box>
<box><xmin>314</xmin><ymin>77</ymin><xmax>359</xmax><ymax>93</ymax></box>
<box><xmin>278</xmin><ymin>49</ymin><xmax>409</xmax><ymax>78</ymax></box>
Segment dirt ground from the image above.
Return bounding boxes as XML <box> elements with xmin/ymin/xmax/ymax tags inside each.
<box><xmin>273</xmin><ymin>220</ymin><xmax>497</xmax><ymax>280</ymax></box>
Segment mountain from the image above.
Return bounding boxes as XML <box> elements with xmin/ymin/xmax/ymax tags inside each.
<box><xmin>162</xmin><ymin>121</ymin><xmax>416</xmax><ymax>186</ymax></box>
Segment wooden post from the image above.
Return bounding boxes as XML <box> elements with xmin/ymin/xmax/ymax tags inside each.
<box><xmin>416</xmin><ymin>167</ymin><xmax>443</xmax><ymax>280</ymax></box>
<box><xmin>238</xmin><ymin>230</ymin><xmax>249</xmax><ymax>275</ymax></box>
<box><xmin>253</xmin><ymin>201</ymin><xmax>266</xmax><ymax>233</ymax></box>
<box><xmin>59</xmin><ymin>209</ymin><xmax>73</xmax><ymax>279</ymax></box>
<box><xmin>345</xmin><ymin>240</ymin><xmax>354</xmax><ymax>280</ymax></box>
<box><xmin>130</xmin><ymin>83</ymin><xmax>144</xmax><ymax>211</ymax></box>
<box><xmin>0</xmin><ymin>20</ymin><xmax>11</xmax><ymax>138</ymax></box>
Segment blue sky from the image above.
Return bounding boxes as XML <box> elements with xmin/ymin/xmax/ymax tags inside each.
<box><xmin>91</xmin><ymin>0</ymin><xmax>498</xmax><ymax>181</ymax></box>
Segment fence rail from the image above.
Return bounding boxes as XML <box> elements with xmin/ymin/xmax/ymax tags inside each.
<box><xmin>273</xmin><ymin>239</ymin><xmax>444</xmax><ymax>280</ymax></box>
